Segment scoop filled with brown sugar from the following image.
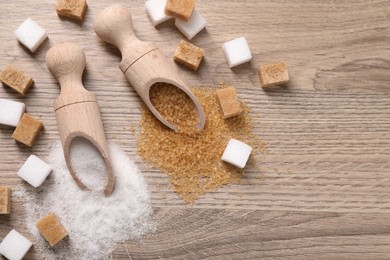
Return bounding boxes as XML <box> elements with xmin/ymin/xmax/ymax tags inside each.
<box><xmin>138</xmin><ymin>84</ymin><xmax>265</xmax><ymax>203</ymax></box>
<box><xmin>150</xmin><ymin>83</ymin><xmax>200</xmax><ymax>134</ymax></box>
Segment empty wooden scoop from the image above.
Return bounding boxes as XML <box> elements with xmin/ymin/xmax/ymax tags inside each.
<box><xmin>46</xmin><ymin>42</ymin><xmax>115</xmax><ymax>196</ymax></box>
<box><xmin>93</xmin><ymin>5</ymin><xmax>206</xmax><ymax>131</ymax></box>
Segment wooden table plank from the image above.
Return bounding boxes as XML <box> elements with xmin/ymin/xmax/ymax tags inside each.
<box><xmin>1</xmin><ymin>0</ymin><xmax>390</xmax><ymax>259</ymax></box>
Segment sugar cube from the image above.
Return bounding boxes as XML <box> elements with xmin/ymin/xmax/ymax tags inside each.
<box><xmin>216</xmin><ymin>87</ymin><xmax>242</xmax><ymax>119</ymax></box>
<box><xmin>258</xmin><ymin>62</ymin><xmax>289</xmax><ymax>87</ymax></box>
<box><xmin>0</xmin><ymin>99</ymin><xmax>26</xmax><ymax>127</ymax></box>
<box><xmin>175</xmin><ymin>10</ymin><xmax>206</xmax><ymax>40</ymax></box>
<box><xmin>36</xmin><ymin>213</ymin><xmax>68</xmax><ymax>247</ymax></box>
<box><xmin>221</xmin><ymin>139</ymin><xmax>252</xmax><ymax>169</ymax></box>
<box><xmin>17</xmin><ymin>155</ymin><xmax>52</xmax><ymax>188</ymax></box>
<box><xmin>0</xmin><ymin>65</ymin><xmax>34</xmax><ymax>95</ymax></box>
<box><xmin>145</xmin><ymin>0</ymin><xmax>172</xmax><ymax>26</ymax></box>
<box><xmin>222</xmin><ymin>37</ymin><xmax>252</xmax><ymax>68</ymax></box>
<box><xmin>56</xmin><ymin>0</ymin><xmax>88</xmax><ymax>21</ymax></box>
<box><xmin>173</xmin><ymin>39</ymin><xmax>204</xmax><ymax>70</ymax></box>
<box><xmin>15</xmin><ymin>18</ymin><xmax>48</xmax><ymax>53</ymax></box>
<box><xmin>0</xmin><ymin>229</ymin><xmax>33</xmax><ymax>260</ymax></box>
<box><xmin>165</xmin><ymin>0</ymin><xmax>195</xmax><ymax>22</ymax></box>
<box><xmin>0</xmin><ymin>187</ymin><xmax>11</xmax><ymax>215</ymax></box>
<box><xmin>12</xmin><ymin>113</ymin><xmax>43</xmax><ymax>147</ymax></box>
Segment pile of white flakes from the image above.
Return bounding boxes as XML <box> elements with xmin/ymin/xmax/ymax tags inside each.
<box><xmin>15</xmin><ymin>139</ymin><xmax>156</xmax><ymax>260</ymax></box>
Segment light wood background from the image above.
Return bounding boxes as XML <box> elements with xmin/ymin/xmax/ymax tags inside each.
<box><xmin>1</xmin><ymin>0</ymin><xmax>390</xmax><ymax>259</ymax></box>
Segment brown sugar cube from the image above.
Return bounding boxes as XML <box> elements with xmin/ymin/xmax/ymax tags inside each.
<box><xmin>0</xmin><ymin>65</ymin><xmax>34</xmax><ymax>95</ymax></box>
<box><xmin>165</xmin><ymin>0</ymin><xmax>195</xmax><ymax>22</ymax></box>
<box><xmin>12</xmin><ymin>113</ymin><xmax>43</xmax><ymax>147</ymax></box>
<box><xmin>173</xmin><ymin>40</ymin><xmax>205</xmax><ymax>71</ymax></box>
<box><xmin>216</xmin><ymin>87</ymin><xmax>242</xmax><ymax>119</ymax></box>
<box><xmin>56</xmin><ymin>0</ymin><xmax>88</xmax><ymax>21</ymax></box>
<box><xmin>36</xmin><ymin>213</ymin><xmax>68</xmax><ymax>247</ymax></box>
<box><xmin>258</xmin><ymin>62</ymin><xmax>289</xmax><ymax>88</ymax></box>
<box><xmin>0</xmin><ymin>186</ymin><xmax>11</xmax><ymax>215</ymax></box>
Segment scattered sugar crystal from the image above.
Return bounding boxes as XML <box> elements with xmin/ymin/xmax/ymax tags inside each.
<box><xmin>139</xmin><ymin>85</ymin><xmax>265</xmax><ymax>203</ymax></box>
<box><xmin>17</xmin><ymin>155</ymin><xmax>52</xmax><ymax>188</ymax></box>
<box><xmin>15</xmin><ymin>18</ymin><xmax>48</xmax><ymax>52</ymax></box>
<box><xmin>0</xmin><ymin>99</ymin><xmax>26</xmax><ymax>127</ymax></box>
<box><xmin>0</xmin><ymin>229</ymin><xmax>33</xmax><ymax>260</ymax></box>
<box><xmin>15</xmin><ymin>141</ymin><xmax>155</xmax><ymax>260</ymax></box>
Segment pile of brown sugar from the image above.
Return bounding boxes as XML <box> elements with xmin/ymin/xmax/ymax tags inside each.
<box><xmin>137</xmin><ymin>83</ymin><xmax>265</xmax><ymax>203</ymax></box>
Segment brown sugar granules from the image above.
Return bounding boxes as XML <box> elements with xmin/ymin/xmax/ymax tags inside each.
<box><xmin>149</xmin><ymin>83</ymin><xmax>200</xmax><ymax>134</ymax></box>
<box><xmin>138</xmin><ymin>83</ymin><xmax>265</xmax><ymax>203</ymax></box>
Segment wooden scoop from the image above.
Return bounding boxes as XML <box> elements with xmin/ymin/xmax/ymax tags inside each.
<box><xmin>93</xmin><ymin>5</ymin><xmax>206</xmax><ymax>131</ymax></box>
<box><xmin>46</xmin><ymin>42</ymin><xmax>115</xmax><ymax>196</ymax></box>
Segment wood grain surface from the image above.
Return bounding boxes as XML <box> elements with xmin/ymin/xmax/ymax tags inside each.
<box><xmin>1</xmin><ymin>0</ymin><xmax>390</xmax><ymax>259</ymax></box>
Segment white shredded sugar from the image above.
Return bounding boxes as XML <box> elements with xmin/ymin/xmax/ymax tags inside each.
<box><xmin>15</xmin><ymin>140</ymin><xmax>156</xmax><ymax>260</ymax></box>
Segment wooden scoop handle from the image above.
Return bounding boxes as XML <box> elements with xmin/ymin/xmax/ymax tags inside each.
<box><xmin>93</xmin><ymin>5</ymin><xmax>150</xmax><ymax>61</ymax></box>
<box><xmin>46</xmin><ymin>43</ymin><xmax>87</xmax><ymax>94</ymax></box>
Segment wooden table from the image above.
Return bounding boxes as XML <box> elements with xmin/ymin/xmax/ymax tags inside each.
<box><xmin>1</xmin><ymin>0</ymin><xmax>390</xmax><ymax>259</ymax></box>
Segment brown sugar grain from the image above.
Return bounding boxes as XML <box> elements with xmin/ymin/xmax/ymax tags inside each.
<box><xmin>0</xmin><ymin>64</ymin><xmax>34</xmax><ymax>95</ymax></box>
<box><xmin>36</xmin><ymin>212</ymin><xmax>68</xmax><ymax>247</ymax></box>
<box><xmin>138</xmin><ymin>84</ymin><xmax>265</xmax><ymax>203</ymax></box>
<box><xmin>173</xmin><ymin>40</ymin><xmax>205</xmax><ymax>71</ymax></box>
<box><xmin>165</xmin><ymin>0</ymin><xmax>196</xmax><ymax>22</ymax></box>
<box><xmin>216</xmin><ymin>87</ymin><xmax>242</xmax><ymax>119</ymax></box>
<box><xmin>0</xmin><ymin>186</ymin><xmax>11</xmax><ymax>215</ymax></box>
<box><xmin>150</xmin><ymin>83</ymin><xmax>200</xmax><ymax>134</ymax></box>
<box><xmin>12</xmin><ymin>113</ymin><xmax>44</xmax><ymax>147</ymax></box>
<box><xmin>258</xmin><ymin>62</ymin><xmax>289</xmax><ymax>87</ymax></box>
<box><xmin>56</xmin><ymin>0</ymin><xmax>88</xmax><ymax>21</ymax></box>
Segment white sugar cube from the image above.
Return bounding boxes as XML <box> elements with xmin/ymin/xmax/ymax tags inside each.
<box><xmin>145</xmin><ymin>0</ymin><xmax>172</xmax><ymax>26</ymax></box>
<box><xmin>17</xmin><ymin>155</ymin><xmax>52</xmax><ymax>188</ymax></box>
<box><xmin>0</xmin><ymin>99</ymin><xmax>26</xmax><ymax>127</ymax></box>
<box><xmin>221</xmin><ymin>139</ymin><xmax>252</xmax><ymax>169</ymax></box>
<box><xmin>0</xmin><ymin>229</ymin><xmax>33</xmax><ymax>260</ymax></box>
<box><xmin>15</xmin><ymin>18</ymin><xmax>48</xmax><ymax>53</ymax></box>
<box><xmin>175</xmin><ymin>10</ymin><xmax>206</xmax><ymax>40</ymax></box>
<box><xmin>222</xmin><ymin>37</ymin><xmax>252</xmax><ymax>68</ymax></box>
